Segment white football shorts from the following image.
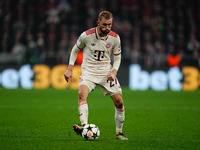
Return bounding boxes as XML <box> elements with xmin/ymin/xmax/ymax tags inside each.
<box><xmin>78</xmin><ymin>74</ymin><xmax>122</xmax><ymax>96</ymax></box>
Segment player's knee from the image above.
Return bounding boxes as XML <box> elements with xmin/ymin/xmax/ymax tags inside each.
<box><xmin>78</xmin><ymin>90</ymin><xmax>88</xmax><ymax>103</ymax></box>
<box><xmin>116</xmin><ymin>100</ymin><xmax>123</xmax><ymax>109</ymax></box>
<box><xmin>78</xmin><ymin>91</ymin><xmax>84</xmax><ymax>101</ymax></box>
<box><xmin>114</xmin><ymin>97</ymin><xmax>124</xmax><ymax>109</ymax></box>
<box><xmin>78</xmin><ymin>85</ymin><xmax>89</xmax><ymax>102</ymax></box>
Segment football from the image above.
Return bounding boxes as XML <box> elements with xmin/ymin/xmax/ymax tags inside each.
<box><xmin>81</xmin><ymin>124</ymin><xmax>100</xmax><ymax>140</ymax></box>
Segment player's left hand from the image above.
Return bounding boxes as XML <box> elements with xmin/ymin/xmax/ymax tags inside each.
<box><xmin>107</xmin><ymin>73</ymin><xmax>116</xmax><ymax>82</ymax></box>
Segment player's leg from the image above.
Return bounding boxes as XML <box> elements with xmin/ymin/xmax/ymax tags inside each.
<box><xmin>111</xmin><ymin>93</ymin><xmax>128</xmax><ymax>140</ymax></box>
<box><xmin>111</xmin><ymin>93</ymin><xmax>125</xmax><ymax>131</ymax></box>
<box><xmin>101</xmin><ymin>76</ymin><xmax>128</xmax><ymax>140</ymax></box>
<box><xmin>73</xmin><ymin>76</ymin><xmax>97</xmax><ymax>136</ymax></box>
<box><xmin>78</xmin><ymin>85</ymin><xmax>90</xmax><ymax>126</ymax></box>
<box><xmin>73</xmin><ymin>85</ymin><xmax>90</xmax><ymax>135</ymax></box>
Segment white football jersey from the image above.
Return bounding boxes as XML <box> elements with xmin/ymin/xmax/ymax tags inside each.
<box><xmin>76</xmin><ymin>27</ymin><xmax>121</xmax><ymax>75</ymax></box>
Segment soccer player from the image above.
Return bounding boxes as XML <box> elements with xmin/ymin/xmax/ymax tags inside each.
<box><xmin>64</xmin><ymin>11</ymin><xmax>128</xmax><ymax>140</ymax></box>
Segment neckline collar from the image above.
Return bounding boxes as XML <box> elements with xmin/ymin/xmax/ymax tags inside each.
<box><xmin>95</xmin><ymin>27</ymin><xmax>109</xmax><ymax>40</ymax></box>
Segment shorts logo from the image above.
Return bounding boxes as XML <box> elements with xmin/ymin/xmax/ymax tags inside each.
<box><xmin>106</xmin><ymin>43</ymin><xmax>111</xmax><ymax>48</ymax></box>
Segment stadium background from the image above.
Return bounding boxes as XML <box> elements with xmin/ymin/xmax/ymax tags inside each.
<box><xmin>0</xmin><ymin>1</ymin><xmax>200</xmax><ymax>149</ymax></box>
<box><xmin>0</xmin><ymin>0</ymin><xmax>200</xmax><ymax>90</ymax></box>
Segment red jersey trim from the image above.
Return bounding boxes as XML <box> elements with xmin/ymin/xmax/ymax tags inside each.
<box><xmin>105</xmin><ymin>36</ymin><xmax>108</xmax><ymax>41</ymax></box>
<box><xmin>95</xmin><ymin>28</ymin><xmax>98</xmax><ymax>39</ymax></box>
<box><xmin>108</xmin><ymin>31</ymin><xmax>118</xmax><ymax>38</ymax></box>
<box><xmin>114</xmin><ymin>52</ymin><xmax>121</xmax><ymax>55</ymax></box>
<box><xmin>76</xmin><ymin>43</ymin><xmax>81</xmax><ymax>49</ymax></box>
<box><xmin>86</xmin><ymin>28</ymin><xmax>96</xmax><ymax>35</ymax></box>
<box><xmin>85</xmin><ymin>28</ymin><xmax>98</xmax><ymax>39</ymax></box>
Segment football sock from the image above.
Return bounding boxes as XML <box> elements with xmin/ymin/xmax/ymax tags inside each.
<box><xmin>115</xmin><ymin>106</ymin><xmax>125</xmax><ymax>133</ymax></box>
<box><xmin>78</xmin><ymin>101</ymin><xmax>88</xmax><ymax>126</ymax></box>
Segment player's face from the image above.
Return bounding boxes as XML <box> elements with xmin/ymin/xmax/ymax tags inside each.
<box><xmin>97</xmin><ymin>17</ymin><xmax>113</xmax><ymax>35</ymax></box>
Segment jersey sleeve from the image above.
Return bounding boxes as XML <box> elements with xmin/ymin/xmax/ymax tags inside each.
<box><xmin>69</xmin><ymin>32</ymin><xmax>86</xmax><ymax>65</ymax></box>
<box><xmin>76</xmin><ymin>32</ymin><xmax>86</xmax><ymax>49</ymax></box>
<box><xmin>113</xmin><ymin>35</ymin><xmax>121</xmax><ymax>56</ymax></box>
<box><xmin>112</xmin><ymin>36</ymin><xmax>121</xmax><ymax>71</ymax></box>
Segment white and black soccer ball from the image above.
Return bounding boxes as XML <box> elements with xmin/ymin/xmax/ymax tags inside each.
<box><xmin>81</xmin><ymin>124</ymin><xmax>100</xmax><ymax>140</ymax></box>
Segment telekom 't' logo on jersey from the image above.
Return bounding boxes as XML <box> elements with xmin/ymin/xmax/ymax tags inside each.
<box><xmin>94</xmin><ymin>50</ymin><xmax>105</xmax><ymax>61</ymax></box>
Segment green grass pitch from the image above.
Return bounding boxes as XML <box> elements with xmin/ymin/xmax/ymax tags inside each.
<box><xmin>0</xmin><ymin>87</ymin><xmax>200</xmax><ymax>150</ymax></box>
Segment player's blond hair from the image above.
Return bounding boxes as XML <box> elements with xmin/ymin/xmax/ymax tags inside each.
<box><xmin>98</xmin><ymin>11</ymin><xmax>113</xmax><ymax>21</ymax></box>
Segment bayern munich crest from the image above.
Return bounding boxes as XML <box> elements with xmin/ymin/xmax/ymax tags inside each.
<box><xmin>106</xmin><ymin>43</ymin><xmax>111</xmax><ymax>48</ymax></box>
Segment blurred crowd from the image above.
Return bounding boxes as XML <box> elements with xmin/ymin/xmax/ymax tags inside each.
<box><xmin>0</xmin><ymin>0</ymin><xmax>200</xmax><ymax>69</ymax></box>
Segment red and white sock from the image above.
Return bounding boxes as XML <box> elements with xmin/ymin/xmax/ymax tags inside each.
<box><xmin>78</xmin><ymin>102</ymin><xmax>88</xmax><ymax>126</ymax></box>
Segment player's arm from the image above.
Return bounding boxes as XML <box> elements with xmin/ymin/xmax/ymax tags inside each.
<box><xmin>64</xmin><ymin>33</ymin><xmax>85</xmax><ymax>82</ymax></box>
<box><xmin>107</xmin><ymin>54</ymin><xmax>121</xmax><ymax>81</ymax></box>
<box><xmin>107</xmin><ymin>36</ymin><xmax>121</xmax><ymax>82</ymax></box>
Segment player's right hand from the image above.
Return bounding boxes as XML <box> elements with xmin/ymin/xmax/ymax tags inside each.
<box><xmin>64</xmin><ymin>70</ymin><xmax>73</xmax><ymax>82</ymax></box>
<box><xmin>107</xmin><ymin>73</ymin><xmax>115</xmax><ymax>82</ymax></box>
